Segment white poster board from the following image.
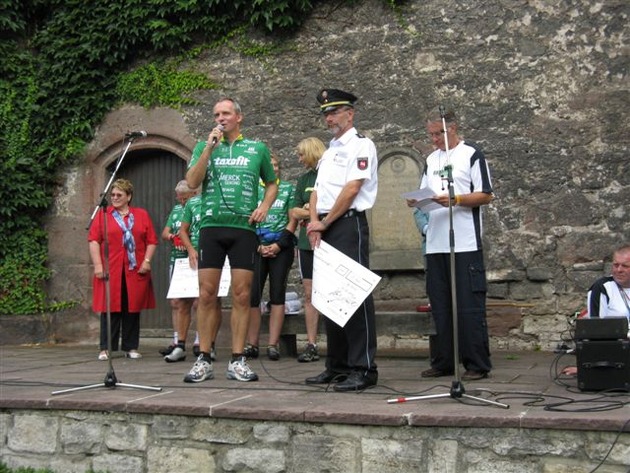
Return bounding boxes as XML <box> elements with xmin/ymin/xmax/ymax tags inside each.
<box><xmin>167</xmin><ymin>257</ymin><xmax>231</xmax><ymax>299</ymax></box>
<box><xmin>311</xmin><ymin>241</ymin><xmax>381</xmax><ymax>327</ymax></box>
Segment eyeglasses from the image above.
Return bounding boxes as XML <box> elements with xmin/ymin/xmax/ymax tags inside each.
<box><xmin>427</xmin><ymin>130</ymin><xmax>445</xmax><ymax>138</ymax></box>
<box><xmin>110</xmin><ymin>192</ymin><xmax>126</xmax><ymax>198</ymax></box>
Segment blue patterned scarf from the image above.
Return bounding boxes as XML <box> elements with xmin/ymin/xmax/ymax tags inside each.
<box><xmin>112</xmin><ymin>210</ymin><xmax>136</xmax><ymax>270</ymax></box>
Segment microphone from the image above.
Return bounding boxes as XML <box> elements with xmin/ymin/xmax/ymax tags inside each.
<box><xmin>438</xmin><ymin>105</ymin><xmax>445</xmax><ymax>118</ymax></box>
<box><xmin>211</xmin><ymin>124</ymin><xmax>224</xmax><ymax>146</ymax></box>
<box><xmin>125</xmin><ymin>130</ymin><xmax>147</xmax><ymax>139</ymax></box>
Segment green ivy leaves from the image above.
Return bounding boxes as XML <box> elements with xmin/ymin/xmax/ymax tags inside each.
<box><xmin>116</xmin><ymin>62</ymin><xmax>218</xmax><ymax>109</ymax></box>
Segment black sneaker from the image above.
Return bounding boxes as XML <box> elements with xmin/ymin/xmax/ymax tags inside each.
<box><xmin>297</xmin><ymin>343</ymin><xmax>320</xmax><ymax>362</ymax></box>
<box><xmin>243</xmin><ymin>344</ymin><xmax>259</xmax><ymax>359</ymax></box>
<box><xmin>267</xmin><ymin>344</ymin><xmax>280</xmax><ymax>361</ymax></box>
<box><xmin>159</xmin><ymin>344</ymin><xmax>176</xmax><ymax>356</ymax></box>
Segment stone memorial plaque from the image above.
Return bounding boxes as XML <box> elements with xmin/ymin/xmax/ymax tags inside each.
<box><xmin>370</xmin><ymin>148</ymin><xmax>425</xmax><ymax>270</ymax></box>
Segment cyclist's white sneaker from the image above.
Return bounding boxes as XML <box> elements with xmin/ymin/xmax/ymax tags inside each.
<box><xmin>226</xmin><ymin>356</ymin><xmax>258</xmax><ymax>382</ymax></box>
<box><xmin>183</xmin><ymin>356</ymin><xmax>214</xmax><ymax>383</ymax></box>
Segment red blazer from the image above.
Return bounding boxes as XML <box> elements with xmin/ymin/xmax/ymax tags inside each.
<box><xmin>88</xmin><ymin>206</ymin><xmax>158</xmax><ymax>313</ymax></box>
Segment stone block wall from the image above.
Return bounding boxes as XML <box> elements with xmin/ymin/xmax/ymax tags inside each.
<box><xmin>2</xmin><ymin>410</ymin><xmax>629</xmax><ymax>473</ymax></box>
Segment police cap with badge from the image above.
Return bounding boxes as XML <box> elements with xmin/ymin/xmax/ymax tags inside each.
<box><xmin>317</xmin><ymin>88</ymin><xmax>358</xmax><ymax>113</ymax></box>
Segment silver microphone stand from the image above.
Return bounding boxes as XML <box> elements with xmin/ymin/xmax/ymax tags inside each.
<box><xmin>389</xmin><ymin>107</ymin><xmax>508</xmax><ymax>409</ymax></box>
<box><xmin>53</xmin><ymin>135</ymin><xmax>161</xmax><ymax>395</ymax></box>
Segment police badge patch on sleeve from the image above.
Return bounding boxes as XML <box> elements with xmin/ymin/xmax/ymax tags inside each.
<box><xmin>357</xmin><ymin>157</ymin><xmax>368</xmax><ymax>170</ymax></box>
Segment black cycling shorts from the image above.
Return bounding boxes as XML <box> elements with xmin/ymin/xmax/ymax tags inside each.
<box><xmin>197</xmin><ymin>227</ymin><xmax>257</xmax><ymax>271</ymax></box>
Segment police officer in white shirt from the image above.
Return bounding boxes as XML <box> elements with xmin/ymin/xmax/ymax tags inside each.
<box><xmin>305</xmin><ymin>88</ymin><xmax>379</xmax><ymax>392</ymax></box>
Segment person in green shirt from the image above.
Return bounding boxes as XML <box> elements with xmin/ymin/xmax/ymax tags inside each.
<box><xmin>160</xmin><ymin>180</ymin><xmax>200</xmax><ymax>361</ymax></box>
<box><xmin>184</xmin><ymin>97</ymin><xmax>278</xmax><ymax>383</ymax></box>
<box><xmin>245</xmin><ymin>155</ymin><xmax>298</xmax><ymax>361</ymax></box>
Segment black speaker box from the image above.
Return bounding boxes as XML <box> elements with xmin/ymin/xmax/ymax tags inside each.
<box><xmin>575</xmin><ymin>317</ymin><xmax>629</xmax><ymax>341</ymax></box>
<box><xmin>576</xmin><ymin>340</ymin><xmax>630</xmax><ymax>392</ymax></box>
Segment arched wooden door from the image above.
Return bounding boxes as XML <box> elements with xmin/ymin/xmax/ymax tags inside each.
<box><xmin>107</xmin><ymin>148</ymin><xmax>187</xmax><ymax>330</ymax></box>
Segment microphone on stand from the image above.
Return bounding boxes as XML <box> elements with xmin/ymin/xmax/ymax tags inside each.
<box><xmin>125</xmin><ymin>131</ymin><xmax>147</xmax><ymax>139</ymax></box>
<box><xmin>438</xmin><ymin>104</ymin><xmax>452</xmax><ymax>176</ymax></box>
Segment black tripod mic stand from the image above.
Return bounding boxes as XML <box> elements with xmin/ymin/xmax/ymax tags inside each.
<box><xmin>52</xmin><ymin>137</ymin><xmax>161</xmax><ymax>395</ymax></box>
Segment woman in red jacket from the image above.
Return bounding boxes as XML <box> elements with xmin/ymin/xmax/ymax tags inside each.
<box><xmin>88</xmin><ymin>178</ymin><xmax>158</xmax><ymax>361</ymax></box>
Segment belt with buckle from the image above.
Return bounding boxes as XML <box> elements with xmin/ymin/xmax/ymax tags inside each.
<box><xmin>318</xmin><ymin>209</ymin><xmax>364</xmax><ymax>220</ymax></box>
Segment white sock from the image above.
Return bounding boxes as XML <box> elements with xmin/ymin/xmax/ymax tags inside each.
<box><xmin>194</xmin><ymin>332</ymin><xmax>200</xmax><ymax>345</ymax></box>
<box><xmin>173</xmin><ymin>332</ymin><xmax>178</xmax><ymax>344</ymax></box>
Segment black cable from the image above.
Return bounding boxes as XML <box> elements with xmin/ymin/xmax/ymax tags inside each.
<box><xmin>543</xmin><ymin>395</ymin><xmax>628</xmax><ymax>413</ymax></box>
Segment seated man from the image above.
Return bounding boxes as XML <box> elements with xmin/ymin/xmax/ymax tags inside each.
<box><xmin>586</xmin><ymin>244</ymin><xmax>630</xmax><ymax>320</ymax></box>
<box><xmin>563</xmin><ymin>243</ymin><xmax>630</xmax><ymax>375</ymax></box>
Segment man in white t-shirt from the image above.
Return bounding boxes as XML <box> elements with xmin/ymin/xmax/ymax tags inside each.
<box><xmin>408</xmin><ymin>107</ymin><xmax>494</xmax><ymax>381</ymax></box>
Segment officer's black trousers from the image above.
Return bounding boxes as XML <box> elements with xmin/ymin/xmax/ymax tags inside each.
<box><xmin>322</xmin><ymin>213</ymin><xmax>378</xmax><ymax>376</ymax></box>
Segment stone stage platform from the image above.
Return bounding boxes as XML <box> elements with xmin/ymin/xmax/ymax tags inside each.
<box><xmin>1</xmin><ymin>343</ymin><xmax>629</xmax><ymax>472</ymax></box>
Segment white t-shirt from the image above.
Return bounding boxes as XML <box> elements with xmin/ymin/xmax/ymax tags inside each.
<box><xmin>421</xmin><ymin>140</ymin><xmax>493</xmax><ymax>254</ymax></box>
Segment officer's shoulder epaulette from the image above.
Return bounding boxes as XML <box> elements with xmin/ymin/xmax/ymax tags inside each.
<box><xmin>356</xmin><ymin>133</ymin><xmax>366</xmax><ymax>138</ymax></box>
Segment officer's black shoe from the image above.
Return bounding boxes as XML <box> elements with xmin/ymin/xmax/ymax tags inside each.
<box><xmin>305</xmin><ymin>370</ymin><xmax>347</xmax><ymax>385</ymax></box>
<box><xmin>333</xmin><ymin>371</ymin><xmax>378</xmax><ymax>392</ymax></box>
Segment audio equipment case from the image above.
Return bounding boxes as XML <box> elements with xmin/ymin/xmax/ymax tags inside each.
<box><xmin>575</xmin><ymin>317</ymin><xmax>629</xmax><ymax>392</ymax></box>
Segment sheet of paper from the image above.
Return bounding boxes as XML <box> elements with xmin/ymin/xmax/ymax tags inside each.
<box><xmin>166</xmin><ymin>258</ymin><xmax>199</xmax><ymax>299</ymax></box>
<box><xmin>217</xmin><ymin>257</ymin><xmax>231</xmax><ymax>298</ymax></box>
<box><xmin>312</xmin><ymin>240</ymin><xmax>381</xmax><ymax>327</ymax></box>
<box><xmin>401</xmin><ymin>188</ymin><xmax>442</xmax><ymax>212</ymax></box>
<box><xmin>166</xmin><ymin>257</ymin><xmax>231</xmax><ymax>299</ymax></box>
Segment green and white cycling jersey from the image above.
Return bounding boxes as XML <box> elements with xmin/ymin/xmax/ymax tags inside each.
<box><xmin>188</xmin><ymin>135</ymin><xmax>276</xmax><ymax>232</ymax></box>
<box><xmin>182</xmin><ymin>194</ymin><xmax>202</xmax><ymax>250</ymax></box>
<box><xmin>164</xmin><ymin>203</ymin><xmax>187</xmax><ymax>264</ymax></box>
<box><xmin>256</xmin><ymin>179</ymin><xmax>295</xmax><ymax>244</ymax></box>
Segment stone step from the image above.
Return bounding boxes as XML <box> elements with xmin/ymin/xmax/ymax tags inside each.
<box><xmin>261</xmin><ymin>310</ymin><xmax>436</xmax><ymax>357</ymax></box>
